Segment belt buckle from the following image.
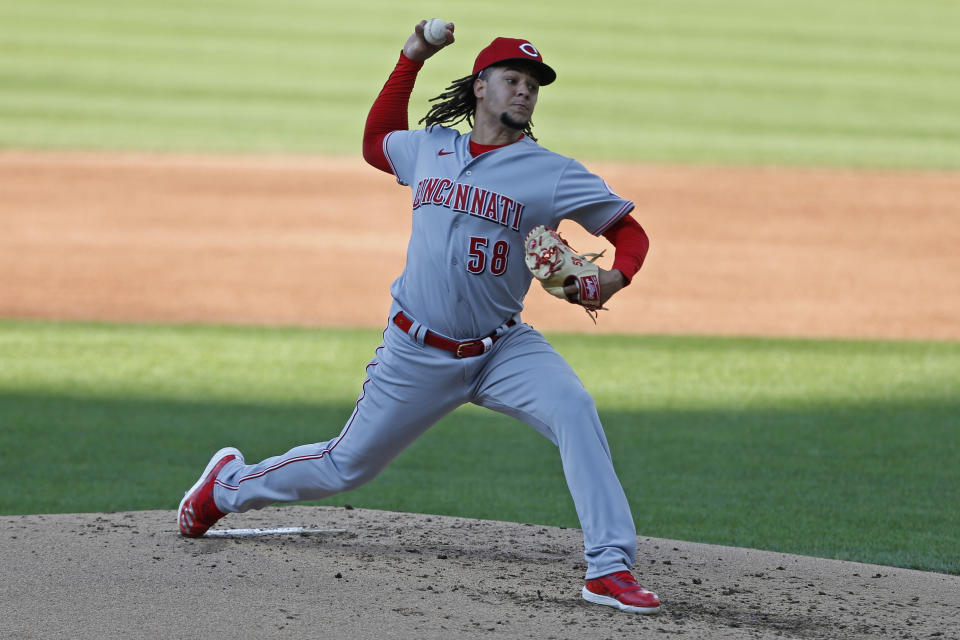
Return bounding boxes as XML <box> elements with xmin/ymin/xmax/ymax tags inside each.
<box><xmin>455</xmin><ymin>340</ymin><xmax>479</xmax><ymax>358</ymax></box>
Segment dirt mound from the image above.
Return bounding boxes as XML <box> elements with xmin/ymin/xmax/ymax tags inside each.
<box><xmin>2</xmin><ymin>507</ymin><xmax>957</xmax><ymax>639</ymax></box>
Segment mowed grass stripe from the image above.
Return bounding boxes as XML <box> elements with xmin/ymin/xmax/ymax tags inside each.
<box><xmin>549</xmin><ymin>125</ymin><xmax>960</xmax><ymax>168</ymax></box>
<box><xmin>8</xmin><ymin>0</ymin><xmax>960</xmax><ymax>55</ymax></box>
<box><xmin>9</xmin><ymin>7</ymin><xmax>957</xmax><ymax>82</ymax></box>
<box><xmin>0</xmin><ymin>119</ymin><xmax>336</xmax><ymax>153</ymax></box>
<box><xmin>0</xmin><ymin>73</ymin><xmax>373</xmax><ymax>108</ymax></box>
<box><xmin>3</xmin><ymin>322</ymin><xmax>956</xmax><ymax>410</ymax></box>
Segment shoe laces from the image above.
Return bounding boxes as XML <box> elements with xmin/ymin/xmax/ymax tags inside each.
<box><xmin>593</xmin><ymin>571</ymin><xmax>644</xmax><ymax>595</ymax></box>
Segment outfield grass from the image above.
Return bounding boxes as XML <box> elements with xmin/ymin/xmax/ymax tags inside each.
<box><xmin>2</xmin><ymin>0</ymin><xmax>959</xmax><ymax>167</ymax></box>
<box><xmin>2</xmin><ymin>320</ymin><xmax>957</xmax><ymax>574</ymax></box>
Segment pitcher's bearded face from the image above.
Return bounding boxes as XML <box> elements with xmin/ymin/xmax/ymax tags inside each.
<box><xmin>475</xmin><ymin>66</ymin><xmax>540</xmax><ymax>130</ymax></box>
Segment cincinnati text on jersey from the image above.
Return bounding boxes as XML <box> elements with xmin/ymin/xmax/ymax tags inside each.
<box><xmin>411</xmin><ymin>177</ymin><xmax>525</xmax><ymax>231</ymax></box>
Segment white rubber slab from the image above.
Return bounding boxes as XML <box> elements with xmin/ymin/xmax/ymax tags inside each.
<box><xmin>204</xmin><ymin>527</ymin><xmax>347</xmax><ymax>538</ymax></box>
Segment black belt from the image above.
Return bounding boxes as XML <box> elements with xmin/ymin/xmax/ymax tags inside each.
<box><xmin>393</xmin><ymin>312</ymin><xmax>516</xmax><ymax>358</ymax></box>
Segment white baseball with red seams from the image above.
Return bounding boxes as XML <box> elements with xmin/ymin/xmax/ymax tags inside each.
<box><xmin>423</xmin><ymin>18</ymin><xmax>448</xmax><ymax>46</ymax></box>
<box><xmin>207</xmin><ymin>35</ymin><xmax>644</xmax><ymax>585</ymax></box>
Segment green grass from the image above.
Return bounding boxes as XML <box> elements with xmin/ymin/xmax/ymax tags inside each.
<box><xmin>2</xmin><ymin>0</ymin><xmax>960</xmax><ymax>167</ymax></box>
<box><xmin>2</xmin><ymin>320</ymin><xmax>958</xmax><ymax>574</ymax></box>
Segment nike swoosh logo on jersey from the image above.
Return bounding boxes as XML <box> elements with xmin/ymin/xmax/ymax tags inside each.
<box><xmin>438</xmin><ymin>149</ymin><xmax>454</xmax><ymax>156</ymax></box>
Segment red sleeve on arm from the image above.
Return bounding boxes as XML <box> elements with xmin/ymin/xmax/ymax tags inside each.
<box><xmin>602</xmin><ymin>213</ymin><xmax>650</xmax><ymax>285</ymax></box>
<box><xmin>362</xmin><ymin>52</ymin><xmax>424</xmax><ymax>174</ymax></box>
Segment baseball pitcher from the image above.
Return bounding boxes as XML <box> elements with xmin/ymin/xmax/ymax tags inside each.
<box><xmin>178</xmin><ymin>20</ymin><xmax>658</xmax><ymax>614</ymax></box>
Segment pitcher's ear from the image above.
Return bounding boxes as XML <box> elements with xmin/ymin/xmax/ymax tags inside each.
<box><xmin>473</xmin><ymin>74</ymin><xmax>485</xmax><ymax>99</ymax></box>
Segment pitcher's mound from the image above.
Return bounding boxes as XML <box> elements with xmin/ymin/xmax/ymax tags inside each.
<box><xmin>3</xmin><ymin>506</ymin><xmax>957</xmax><ymax>639</ymax></box>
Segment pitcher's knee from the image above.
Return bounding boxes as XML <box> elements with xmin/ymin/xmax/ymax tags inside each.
<box><xmin>552</xmin><ymin>385</ymin><xmax>599</xmax><ymax>420</ymax></box>
<box><xmin>329</xmin><ymin>453</ymin><xmax>387</xmax><ymax>491</ymax></box>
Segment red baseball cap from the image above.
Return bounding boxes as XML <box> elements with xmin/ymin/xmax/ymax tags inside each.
<box><xmin>472</xmin><ymin>37</ymin><xmax>557</xmax><ymax>85</ymax></box>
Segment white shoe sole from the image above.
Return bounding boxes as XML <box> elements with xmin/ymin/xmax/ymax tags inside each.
<box><xmin>177</xmin><ymin>447</ymin><xmax>243</xmax><ymax>526</ymax></box>
<box><xmin>582</xmin><ymin>586</ymin><xmax>661</xmax><ymax>614</ymax></box>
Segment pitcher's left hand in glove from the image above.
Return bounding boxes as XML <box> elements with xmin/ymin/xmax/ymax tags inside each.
<box><xmin>524</xmin><ymin>225</ymin><xmax>609</xmax><ymax>316</ymax></box>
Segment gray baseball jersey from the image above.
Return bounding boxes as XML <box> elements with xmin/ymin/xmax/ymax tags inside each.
<box><xmin>384</xmin><ymin>127</ymin><xmax>633</xmax><ymax>338</ymax></box>
<box><xmin>212</xmin><ymin>126</ymin><xmax>640</xmax><ymax>580</ymax></box>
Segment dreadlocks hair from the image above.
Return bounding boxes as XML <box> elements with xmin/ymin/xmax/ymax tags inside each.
<box><xmin>419</xmin><ymin>68</ymin><xmax>538</xmax><ymax>141</ymax></box>
<box><xmin>419</xmin><ymin>73</ymin><xmax>477</xmax><ymax>130</ymax></box>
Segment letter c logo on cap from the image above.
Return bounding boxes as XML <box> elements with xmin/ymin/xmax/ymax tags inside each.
<box><xmin>519</xmin><ymin>43</ymin><xmax>539</xmax><ymax>58</ymax></box>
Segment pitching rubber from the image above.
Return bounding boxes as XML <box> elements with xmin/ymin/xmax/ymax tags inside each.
<box><xmin>581</xmin><ymin>586</ymin><xmax>661</xmax><ymax>615</ymax></box>
<box><xmin>178</xmin><ymin>447</ymin><xmax>243</xmax><ymax>519</ymax></box>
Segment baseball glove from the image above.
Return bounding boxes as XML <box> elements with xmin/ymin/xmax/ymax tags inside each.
<box><xmin>524</xmin><ymin>225</ymin><xmax>606</xmax><ymax>319</ymax></box>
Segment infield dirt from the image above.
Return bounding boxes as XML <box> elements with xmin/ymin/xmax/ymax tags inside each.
<box><xmin>1</xmin><ymin>152</ymin><xmax>958</xmax><ymax>639</ymax></box>
<box><xmin>2</xmin><ymin>151</ymin><xmax>958</xmax><ymax>339</ymax></box>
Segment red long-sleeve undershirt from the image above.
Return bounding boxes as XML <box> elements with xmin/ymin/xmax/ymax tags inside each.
<box><xmin>363</xmin><ymin>53</ymin><xmax>422</xmax><ymax>172</ymax></box>
<box><xmin>362</xmin><ymin>52</ymin><xmax>649</xmax><ymax>283</ymax></box>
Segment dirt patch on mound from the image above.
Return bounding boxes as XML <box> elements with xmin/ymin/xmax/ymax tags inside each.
<box><xmin>2</xmin><ymin>151</ymin><xmax>958</xmax><ymax>338</ymax></box>
<box><xmin>3</xmin><ymin>507</ymin><xmax>958</xmax><ymax>639</ymax></box>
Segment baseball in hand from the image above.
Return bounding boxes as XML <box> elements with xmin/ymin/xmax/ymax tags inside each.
<box><xmin>423</xmin><ymin>18</ymin><xmax>449</xmax><ymax>46</ymax></box>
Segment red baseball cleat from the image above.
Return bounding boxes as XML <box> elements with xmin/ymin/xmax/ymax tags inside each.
<box><xmin>582</xmin><ymin>570</ymin><xmax>661</xmax><ymax>614</ymax></box>
<box><xmin>178</xmin><ymin>447</ymin><xmax>242</xmax><ymax>537</ymax></box>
